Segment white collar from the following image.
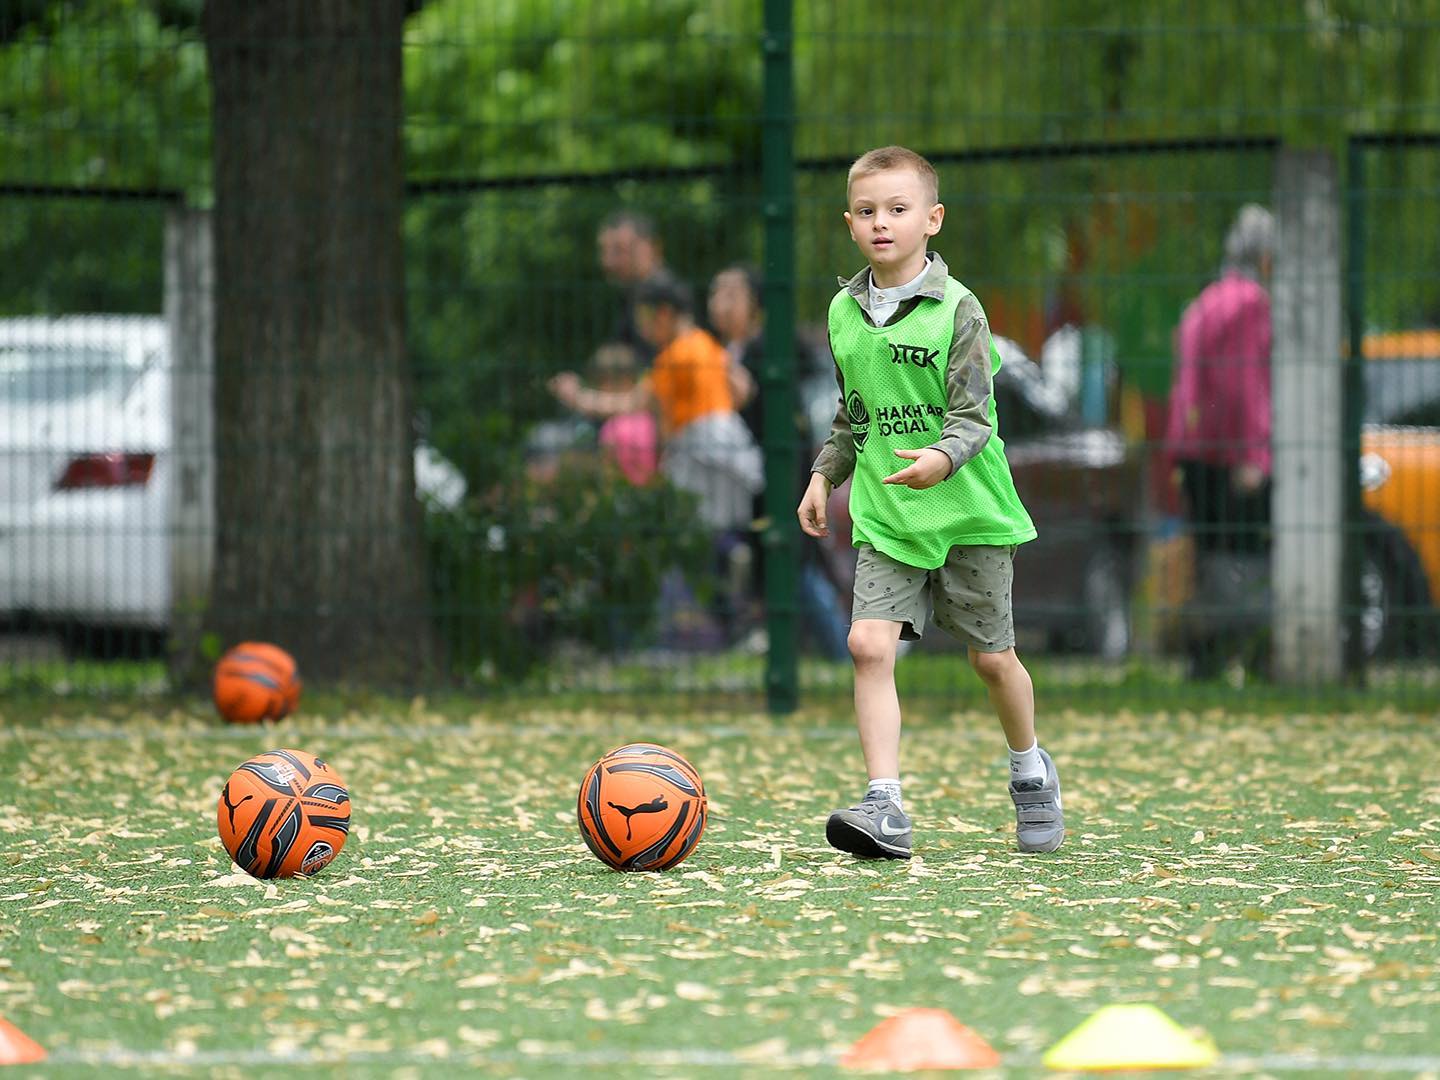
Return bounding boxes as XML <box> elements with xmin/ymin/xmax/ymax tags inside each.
<box><xmin>868</xmin><ymin>256</ymin><xmax>932</xmax><ymax>305</ymax></box>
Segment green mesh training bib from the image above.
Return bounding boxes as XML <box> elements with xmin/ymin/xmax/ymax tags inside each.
<box><xmin>828</xmin><ymin>277</ymin><xmax>1036</xmax><ymax>569</ymax></box>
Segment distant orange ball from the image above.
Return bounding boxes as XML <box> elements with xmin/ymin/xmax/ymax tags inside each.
<box><xmin>213</xmin><ymin>642</ymin><xmax>301</xmax><ymax>723</ymax></box>
<box><xmin>217</xmin><ymin>748</ymin><xmax>350</xmax><ymax>879</ymax></box>
<box><xmin>577</xmin><ymin>743</ymin><xmax>707</xmax><ymax>871</ymax></box>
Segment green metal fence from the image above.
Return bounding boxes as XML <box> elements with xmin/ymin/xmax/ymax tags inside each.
<box><xmin>1346</xmin><ymin>133</ymin><xmax>1440</xmax><ymax>680</ymax></box>
<box><xmin>1</xmin><ymin>3</ymin><xmax>1438</xmax><ymax>707</ymax></box>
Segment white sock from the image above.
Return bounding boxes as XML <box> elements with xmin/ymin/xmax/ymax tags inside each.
<box><xmin>867</xmin><ymin>778</ymin><xmax>902</xmax><ymax>809</ymax></box>
<box><xmin>1008</xmin><ymin>741</ymin><xmax>1044</xmax><ymax>786</ymax></box>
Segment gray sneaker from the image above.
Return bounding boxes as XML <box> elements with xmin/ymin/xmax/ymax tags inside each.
<box><xmin>826</xmin><ymin>791</ymin><xmax>912</xmax><ymax>859</ymax></box>
<box><xmin>1009</xmin><ymin>747</ymin><xmax>1065</xmax><ymax>853</ymax></box>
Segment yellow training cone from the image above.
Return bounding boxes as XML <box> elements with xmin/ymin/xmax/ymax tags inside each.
<box><xmin>1043</xmin><ymin>1004</ymin><xmax>1218</xmax><ymax>1071</ymax></box>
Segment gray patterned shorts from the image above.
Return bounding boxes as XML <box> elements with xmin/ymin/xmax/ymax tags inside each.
<box><xmin>851</xmin><ymin>542</ymin><xmax>1016</xmax><ymax>652</ymax></box>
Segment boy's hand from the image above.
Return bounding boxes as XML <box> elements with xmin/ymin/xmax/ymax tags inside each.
<box><xmin>797</xmin><ymin>473</ymin><xmax>834</xmax><ymax>538</ymax></box>
<box><xmin>882</xmin><ymin>447</ymin><xmax>952</xmax><ymax>489</ymax></box>
<box><xmin>549</xmin><ymin>372</ymin><xmax>581</xmax><ymax>407</ymax></box>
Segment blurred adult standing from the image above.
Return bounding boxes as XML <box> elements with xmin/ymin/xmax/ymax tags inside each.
<box><xmin>705</xmin><ymin>264</ymin><xmax>850</xmax><ymax>660</ymax></box>
<box><xmin>706</xmin><ymin>263</ymin><xmax>763</xmax><ymax>439</ymax></box>
<box><xmin>597</xmin><ymin>210</ymin><xmax>669</xmax><ymax>359</ymax></box>
<box><xmin>1165</xmin><ymin>203</ymin><xmax>1275</xmax><ymax>678</ymax></box>
<box><xmin>1166</xmin><ymin>203</ymin><xmax>1275</xmax><ymax>557</ymax></box>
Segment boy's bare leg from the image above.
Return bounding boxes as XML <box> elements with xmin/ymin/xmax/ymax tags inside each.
<box><xmin>826</xmin><ymin>617</ymin><xmax>912</xmax><ymax>859</ymax></box>
<box><xmin>969</xmin><ymin>645</ymin><xmax>1064</xmax><ymax>853</ymax></box>
<box><xmin>967</xmin><ymin>646</ymin><xmax>1035</xmax><ymax>751</ymax></box>
<box><xmin>851</xmin><ymin>619</ymin><xmax>905</xmax><ymax>779</ymax></box>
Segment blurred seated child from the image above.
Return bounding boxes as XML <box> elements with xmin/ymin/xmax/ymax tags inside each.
<box><xmin>590</xmin><ymin>342</ymin><xmax>658</xmax><ymax>486</ymax></box>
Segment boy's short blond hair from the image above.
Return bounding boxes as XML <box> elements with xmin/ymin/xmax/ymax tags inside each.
<box><xmin>847</xmin><ymin>145</ymin><xmax>939</xmax><ymax>205</ymax></box>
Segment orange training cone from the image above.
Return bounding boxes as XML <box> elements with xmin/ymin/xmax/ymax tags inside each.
<box><xmin>840</xmin><ymin>1007</ymin><xmax>1001</xmax><ymax>1071</ymax></box>
<box><xmin>0</xmin><ymin>1017</ymin><xmax>46</xmax><ymax>1065</ymax></box>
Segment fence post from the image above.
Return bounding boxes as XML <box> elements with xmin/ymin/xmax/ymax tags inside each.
<box><xmin>1271</xmin><ymin>150</ymin><xmax>1343</xmax><ymax>682</ymax></box>
<box><xmin>762</xmin><ymin>0</ymin><xmax>798</xmax><ymax>713</ymax></box>
<box><xmin>1342</xmin><ymin>139</ymin><xmax>1367</xmax><ymax>683</ymax></box>
<box><xmin>165</xmin><ymin>207</ymin><xmax>214</xmax><ymax>684</ymax></box>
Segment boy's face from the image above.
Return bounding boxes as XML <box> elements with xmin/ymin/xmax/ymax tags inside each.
<box><xmin>844</xmin><ymin>167</ymin><xmax>943</xmax><ymax>278</ymax></box>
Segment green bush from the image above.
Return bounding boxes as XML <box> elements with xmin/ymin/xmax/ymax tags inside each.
<box><xmin>424</xmin><ymin>451</ymin><xmax>710</xmax><ymax>684</ymax></box>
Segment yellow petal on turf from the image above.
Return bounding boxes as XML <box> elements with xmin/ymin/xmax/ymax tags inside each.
<box><xmin>675</xmin><ymin>981</ymin><xmax>719</xmax><ymax>1002</ymax></box>
<box><xmin>1043</xmin><ymin>1004</ymin><xmax>1218</xmax><ymax>1071</ymax></box>
<box><xmin>210</xmin><ymin>871</ymin><xmax>266</xmax><ymax>888</ymax></box>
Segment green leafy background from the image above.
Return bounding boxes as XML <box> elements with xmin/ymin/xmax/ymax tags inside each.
<box><xmin>4</xmin><ymin>1</ymin><xmax>1440</xmax><ymax>477</ymax></box>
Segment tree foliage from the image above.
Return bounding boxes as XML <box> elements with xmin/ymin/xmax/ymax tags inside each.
<box><xmin>426</xmin><ymin>453</ymin><xmax>710</xmax><ymax>684</ymax></box>
<box><xmin>399</xmin><ymin>0</ymin><xmax>1440</xmax><ymax>461</ymax></box>
<box><xmin>0</xmin><ymin>0</ymin><xmax>207</xmax><ymax>315</ymax></box>
<box><xmin>1</xmin><ymin>0</ymin><xmax>1439</xmax><ymax>453</ymax></box>
<box><xmin>402</xmin><ymin>0</ymin><xmax>763</xmax><ymax>482</ymax></box>
<box><xmin>791</xmin><ymin>1</ymin><xmax>1440</xmax><ymax>384</ymax></box>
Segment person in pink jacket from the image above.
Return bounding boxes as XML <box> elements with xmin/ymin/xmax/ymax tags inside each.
<box><xmin>1166</xmin><ymin>203</ymin><xmax>1275</xmax><ymax>558</ymax></box>
<box><xmin>1166</xmin><ymin>204</ymin><xmax>1275</xmax><ymax>679</ymax></box>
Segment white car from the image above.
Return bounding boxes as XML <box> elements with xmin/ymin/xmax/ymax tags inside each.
<box><xmin>0</xmin><ymin>316</ymin><xmax>464</xmax><ymax>650</ymax></box>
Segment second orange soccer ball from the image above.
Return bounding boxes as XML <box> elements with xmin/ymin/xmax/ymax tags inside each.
<box><xmin>213</xmin><ymin>641</ymin><xmax>301</xmax><ymax>724</ymax></box>
<box><xmin>577</xmin><ymin>742</ymin><xmax>707</xmax><ymax>871</ymax></box>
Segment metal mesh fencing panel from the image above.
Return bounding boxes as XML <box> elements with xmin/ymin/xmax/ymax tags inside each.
<box><xmin>0</xmin><ymin>191</ymin><xmax>178</xmax><ymax>693</ymax></box>
<box><xmin>0</xmin><ymin>2</ymin><xmax>1437</xmax><ymax>706</ymax></box>
<box><xmin>1347</xmin><ymin>135</ymin><xmax>1440</xmax><ymax>678</ymax></box>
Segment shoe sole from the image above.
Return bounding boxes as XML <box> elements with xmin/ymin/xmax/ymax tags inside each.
<box><xmin>826</xmin><ymin>815</ymin><xmax>911</xmax><ymax>859</ymax></box>
<box><xmin>1018</xmin><ymin>829</ymin><xmax>1065</xmax><ymax>854</ymax></box>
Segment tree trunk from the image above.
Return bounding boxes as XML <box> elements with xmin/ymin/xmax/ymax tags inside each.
<box><xmin>203</xmin><ymin>0</ymin><xmax>436</xmax><ymax>682</ymax></box>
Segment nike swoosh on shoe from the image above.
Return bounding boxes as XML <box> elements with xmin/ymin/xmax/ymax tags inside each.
<box><xmin>878</xmin><ymin>816</ymin><xmax>909</xmax><ymax>836</ymax></box>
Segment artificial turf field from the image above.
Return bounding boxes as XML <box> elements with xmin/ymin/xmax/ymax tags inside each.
<box><xmin>1</xmin><ymin>696</ymin><xmax>1437</xmax><ymax>1078</ymax></box>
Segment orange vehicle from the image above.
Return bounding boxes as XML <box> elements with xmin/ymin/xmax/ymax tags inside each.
<box><xmin>1358</xmin><ymin>330</ymin><xmax>1440</xmax><ymax>655</ymax></box>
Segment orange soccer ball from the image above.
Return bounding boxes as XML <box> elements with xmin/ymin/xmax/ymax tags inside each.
<box><xmin>213</xmin><ymin>642</ymin><xmax>301</xmax><ymax>724</ymax></box>
<box><xmin>577</xmin><ymin>742</ymin><xmax>707</xmax><ymax>871</ymax></box>
<box><xmin>217</xmin><ymin>748</ymin><xmax>351</xmax><ymax>879</ymax></box>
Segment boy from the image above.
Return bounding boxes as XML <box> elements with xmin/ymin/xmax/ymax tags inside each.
<box><xmin>796</xmin><ymin>146</ymin><xmax>1063</xmax><ymax>859</ymax></box>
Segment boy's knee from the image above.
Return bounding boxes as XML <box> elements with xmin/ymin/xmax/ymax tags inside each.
<box><xmin>848</xmin><ymin>621</ymin><xmax>898</xmax><ymax>668</ymax></box>
<box><xmin>969</xmin><ymin>646</ymin><xmax>1016</xmax><ymax>683</ymax></box>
